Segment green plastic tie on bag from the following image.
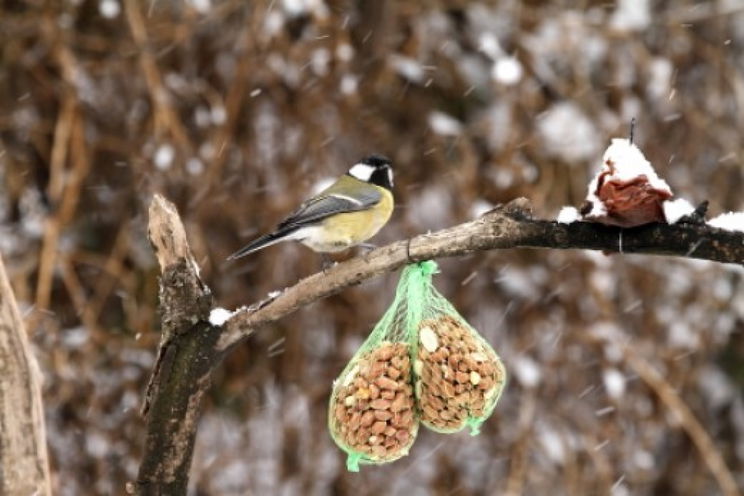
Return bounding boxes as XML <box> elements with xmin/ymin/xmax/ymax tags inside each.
<box><xmin>346</xmin><ymin>452</ymin><xmax>362</xmax><ymax>472</ymax></box>
<box><xmin>466</xmin><ymin>417</ymin><xmax>483</xmax><ymax>436</ymax></box>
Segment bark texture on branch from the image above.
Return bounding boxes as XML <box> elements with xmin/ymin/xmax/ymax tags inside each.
<box><xmin>134</xmin><ymin>195</ymin><xmax>217</xmax><ymax>495</ymax></box>
<box><xmin>136</xmin><ymin>195</ymin><xmax>744</xmax><ymax>494</ymax></box>
<box><xmin>220</xmin><ymin>198</ymin><xmax>744</xmax><ymax>349</ymax></box>
<box><xmin>0</xmin><ymin>254</ymin><xmax>52</xmax><ymax>496</ymax></box>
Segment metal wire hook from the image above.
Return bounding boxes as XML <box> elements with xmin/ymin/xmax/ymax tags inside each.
<box><xmin>406</xmin><ymin>237</ymin><xmax>415</xmax><ymax>264</ymax></box>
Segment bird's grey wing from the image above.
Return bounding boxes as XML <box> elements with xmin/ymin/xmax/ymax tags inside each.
<box><xmin>277</xmin><ymin>190</ymin><xmax>381</xmax><ymax>229</ymax></box>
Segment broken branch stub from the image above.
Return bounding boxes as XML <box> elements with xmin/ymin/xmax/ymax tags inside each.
<box><xmin>147</xmin><ymin>194</ymin><xmax>211</xmax><ymax>340</ymax></box>
<box><xmin>141</xmin><ymin>195</ymin><xmax>214</xmax><ymax>417</ymax></box>
<box><xmin>136</xmin><ymin>195</ymin><xmax>220</xmax><ymax>494</ymax></box>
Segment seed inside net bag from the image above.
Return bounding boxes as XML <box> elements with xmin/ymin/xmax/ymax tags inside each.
<box><xmin>328</xmin><ymin>265</ymin><xmax>421</xmax><ymax>472</ymax></box>
<box><xmin>407</xmin><ymin>261</ymin><xmax>507</xmax><ymax>435</ymax></box>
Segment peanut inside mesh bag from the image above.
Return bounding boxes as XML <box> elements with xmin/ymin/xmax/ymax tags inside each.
<box><xmin>414</xmin><ymin>315</ymin><xmax>506</xmax><ymax>434</ymax></box>
<box><xmin>329</xmin><ymin>341</ymin><xmax>418</xmax><ymax>471</ymax></box>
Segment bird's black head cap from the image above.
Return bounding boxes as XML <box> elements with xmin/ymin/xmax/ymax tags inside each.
<box><xmin>362</xmin><ymin>154</ymin><xmax>392</xmax><ymax>167</ymax></box>
<box><xmin>348</xmin><ymin>154</ymin><xmax>394</xmax><ymax>190</ymax></box>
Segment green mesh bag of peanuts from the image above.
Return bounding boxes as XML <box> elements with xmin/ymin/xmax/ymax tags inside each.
<box><xmin>328</xmin><ymin>261</ymin><xmax>507</xmax><ymax>471</ymax></box>
<box><xmin>328</xmin><ymin>265</ymin><xmax>420</xmax><ymax>471</ymax></box>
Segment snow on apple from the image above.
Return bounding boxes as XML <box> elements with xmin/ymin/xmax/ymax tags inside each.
<box><xmin>580</xmin><ymin>138</ymin><xmax>673</xmax><ymax>227</ymax></box>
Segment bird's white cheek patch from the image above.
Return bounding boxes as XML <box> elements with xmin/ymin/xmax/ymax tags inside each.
<box><xmin>348</xmin><ymin>163</ymin><xmax>375</xmax><ymax>182</ymax></box>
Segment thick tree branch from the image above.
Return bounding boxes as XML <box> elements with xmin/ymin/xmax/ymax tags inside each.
<box><xmin>0</xmin><ymin>254</ymin><xmax>52</xmax><ymax>496</ymax></box>
<box><xmin>134</xmin><ymin>195</ymin><xmax>216</xmax><ymax>495</ymax></box>
<box><xmin>219</xmin><ymin>198</ymin><xmax>744</xmax><ymax>350</ymax></box>
<box><xmin>141</xmin><ymin>195</ymin><xmax>213</xmax><ymax>417</ymax></box>
<box><xmin>137</xmin><ymin>195</ymin><xmax>743</xmax><ymax>493</ymax></box>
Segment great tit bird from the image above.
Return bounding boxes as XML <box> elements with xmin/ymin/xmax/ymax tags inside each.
<box><xmin>227</xmin><ymin>155</ymin><xmax>394</xmax><ymax>260</ymax></box>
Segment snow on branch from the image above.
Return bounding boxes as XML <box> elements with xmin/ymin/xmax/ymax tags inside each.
<box><xmin>219</xmin><ymin>197</ymin><xmax>744</xmax><ymax>350</ymax></box>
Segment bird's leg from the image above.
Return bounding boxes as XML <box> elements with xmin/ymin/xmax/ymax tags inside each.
<box><xmin>358</xmin><ymin>243</ymin><xmax>377</xmax><ymax>263</ymax></box>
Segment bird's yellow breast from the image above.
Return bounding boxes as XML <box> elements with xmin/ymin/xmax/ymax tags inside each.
<box><xmin>302</xmin><ymin>188</ymin><xmax>394</xmax><ymax>252</ymax></box>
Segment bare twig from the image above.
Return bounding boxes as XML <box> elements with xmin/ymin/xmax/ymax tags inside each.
<box><xmin>34</xmin><ymin>20</ymin><xmax>92</xmax><ymax>326</ymax></box>
<box><xmin>205</xmin><ymin>17</ymin><xmax>253</xmax><ymax>189</ymax></box>
<box><xmin>124</xmin><ymin>0</ymin><xmax>191</xmax><ymax>150</ymax></box>
<box><xmin>85</xmin><ymin>227</ymin><xmax>130</xmax><ymax>337</ymax></box>
<box><xmin>620</xmin><ymin>343</ymin><xmax>741</xmax><ymax>496</ymax></box>
<box><xmin>504</xmin><ymin>392</ymin><xmax>537</xmax><ymax>496</ymax></box>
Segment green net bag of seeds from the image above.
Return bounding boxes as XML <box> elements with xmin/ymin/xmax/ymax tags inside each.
<box><xmin>329</xmin><ymin>261</ymin><xmax>507</xmax><ymax>471</ymax></box>
<box><xmin>328</xmin><ymin>269</ymin><xmax>420</xmax><ymax>472</ymax></box>
<box><xmin>407</xmin><ymin>261</ymin><xmax>507</xmax><ymax>435</ymax></box>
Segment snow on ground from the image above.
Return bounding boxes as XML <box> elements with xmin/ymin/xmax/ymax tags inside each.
<box><xmin>646</xmin><ymin>57</ymin><xmax>674</xmax><ymax>102</ymax></box>
<box><xmin>389</xmin><ymin>55</ymin><xmax>426</xmax><ymax>83</ymax></box>
<box><xmin>312</xmin><ymin>176</ymin><xmax>336</xmax><ymax>194</ymax></box>
<box><xmin>187</xmin><ymin>0</ymin><xmax>211</xmax><ymax>13</ymax></box>
<box><xmin>477</xmin><ymin>32</ymin><xmax>503</xmax><ymax>60</ymax></box>
<box><xmin>470</xmin><ymin>199</ymin><xmax>495</xmax><ymax>219</ymax></box>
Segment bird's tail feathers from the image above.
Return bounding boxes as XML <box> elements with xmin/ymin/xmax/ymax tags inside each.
<box><xmin>227</xmin><ymin>228</ymin><xmax>296</xmax><ymax>260</ymax></box>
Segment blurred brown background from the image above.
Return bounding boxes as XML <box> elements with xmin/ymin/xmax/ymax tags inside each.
<box><xmin>1</xmin><ymin>0</ymin><xmax>744</xmax><ymax>494</ymax></box>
